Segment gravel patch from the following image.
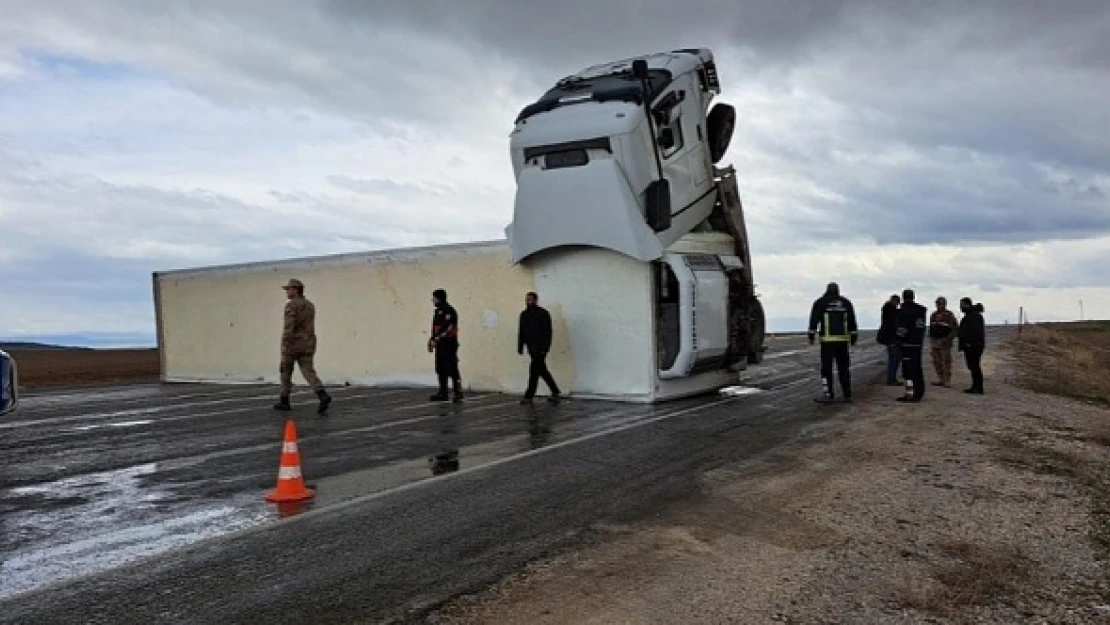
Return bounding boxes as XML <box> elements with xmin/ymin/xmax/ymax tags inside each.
<box><xmin>425</xmin><ymin>333</ymin><xmax>1110</xmax><ymax>624</ymax></box>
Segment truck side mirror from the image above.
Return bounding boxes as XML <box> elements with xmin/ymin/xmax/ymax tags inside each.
<box><xmin>645</xmin><ymin>179</ymin><xmax>672</xmax><ymax>232</ymax></box>
<box><xmin>632</xmin><ymin>59</ymin><xmax>649</xmax><ymax>79</ymax></box>
<box><xmin>657</xmin><ymin>127</ymin><xmax>676</xmax><ymax>150</ymax></box>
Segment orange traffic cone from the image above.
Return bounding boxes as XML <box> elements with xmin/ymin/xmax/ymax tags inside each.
<box><xmin>265</xmin><ymin>419</ymin><xmax>315</xmax><ymax>502</ymax></box>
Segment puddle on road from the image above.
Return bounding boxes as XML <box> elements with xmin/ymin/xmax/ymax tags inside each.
<box><xmin>0</xmin><ymin>463</ymin><xmax>272</xmax><ymax>600</ymax></box>
<box><xmin>276</xmin><ymin>406</ymin><xmax>695</xmax><ymax>516</ymax></box>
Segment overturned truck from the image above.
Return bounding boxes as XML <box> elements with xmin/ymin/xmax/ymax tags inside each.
<box><xmin>505</xmin><ymin>47</ymin><xmax>766</xmax><ymax>399</ymax></box>
<box><xmin>153</xmin><ymin>47</ymin><xmax>765</xmax><ymax>403</ymax></box>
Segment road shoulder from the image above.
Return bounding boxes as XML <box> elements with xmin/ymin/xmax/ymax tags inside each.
<box><xmin>427</xmin><ymin>333</ymin><xmax>1110</xmax><ymax>624</ymax></box>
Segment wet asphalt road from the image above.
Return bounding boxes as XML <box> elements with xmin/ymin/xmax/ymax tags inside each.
<box><xmin>0</xmin><ymin>333</ymin><xmax>889</xmax><ymax>624</ymax></box>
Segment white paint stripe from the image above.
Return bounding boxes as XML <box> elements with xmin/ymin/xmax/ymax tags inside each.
<box><xmin>278</xmin><ymin>466</ymin><xmax>302</xmax><ymax>480</ymax></box>
<box><xmin>0</xmin><ymin>393</ymin><xmax>377</xmax><ymax>432</ymax></box>
<box><xmin>0</xmin><ymin>387</ymin><xmax>448</xmax><ymax>431</ymax></box>
<box><xmin>6</xmin><ymin>386</ymin><xmax>385</xmax><ymax>428</ymax></box>
<box><xmin>282</xmin><ymin>442</ymin><xmax>298</xmax><ymax>454</ymax></box>
<box><xmin>22</xmin><ymin>384</ymin><xmax>280</xmax><ymax>408</ymax></box>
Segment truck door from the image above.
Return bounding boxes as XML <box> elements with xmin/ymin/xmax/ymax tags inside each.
<box><xmin>654</xmin><ymin>76</ymin><xmax>713</xmax><ymax>222</ymax></box>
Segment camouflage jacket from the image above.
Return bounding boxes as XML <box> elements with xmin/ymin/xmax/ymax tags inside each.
<box><xmin>282</xmin><ymin>296</ymin><xmax>317</xmax><ymax>353</ymax></box>
<box><xmin>928</xmin><ymin>309</ymin><xmax>959</xmax><ymax>348</ymax></box>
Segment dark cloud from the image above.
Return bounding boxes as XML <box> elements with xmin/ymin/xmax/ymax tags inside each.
<box><xmin>2</xmin><ymin>0</ymin><xmax>1110</xmax><ymax>332</ymax></box>
<box><xmin>326</xmin><ymin>0</ymin><xmax>1110</xmax><ymax>73</ymax></box>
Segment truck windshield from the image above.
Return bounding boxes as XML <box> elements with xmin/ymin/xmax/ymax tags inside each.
<box><xmin>515</xmin><ymin>68</ymin><xmax>673</xmax><ymax>123</ymax></box>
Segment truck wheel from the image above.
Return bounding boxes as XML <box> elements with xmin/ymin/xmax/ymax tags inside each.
<box><xmin>746</xmin><ymin>296</ymin><xmax>765</xmax><ymax>364</ymax></box>
<box><xmin>707</xmin><ymin>103</ymin><xmax>736</xmax><ymax>164</ymax></box>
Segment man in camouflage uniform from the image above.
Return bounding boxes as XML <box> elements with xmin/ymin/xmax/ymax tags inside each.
<box><xmin>928</xmin><ymin>296</ymin><xmax>959</xmax><ymax>387</ymax></box>
<box><xmin>274</xmin><ymin>278</ymin><xmax>333</xmax><ymax>414</ymax></box>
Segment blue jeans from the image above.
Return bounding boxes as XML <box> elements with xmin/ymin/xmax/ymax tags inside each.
<box><xmin>886</xmin><ymin>344</ymin><xmax>902</xmax><ymax>383</ymax></box>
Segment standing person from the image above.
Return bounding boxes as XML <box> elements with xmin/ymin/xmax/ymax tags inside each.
<box><xmin>428</xmin><ymin>288</ymin><xmax>464</xmax><ymax>403</ymax></box>
<box><xmin>895</xmin><ymin>288</ymin><xmax>928</xmax><ymax>402</ymax></box>
<box><xmin>928</xmin><ymin>296</ymin><xmax>960</xmax><ymax>387</ymax></box>
<box><xmin>807</xmin><ymin>282</ymin><xmax>859</xmax><ymax>403</ymax></box>
<box><xmin>958</xmin><ymin>297</ymin><xmax>986</xmax><ymax>394</ymax></box>
<box><xmin>517</xmin><ymin>291</ymin><xmax>562</xmax><ymax>405</ymax></box>
<box><xmin>877</xmin><ymin>294</ymin><xmax>902</xmax><ymax>386</ymax></box>
<box><xmin>273</xmin><ymin>278</ymin><xmax>333</xmax><ymax>414</ymax></box>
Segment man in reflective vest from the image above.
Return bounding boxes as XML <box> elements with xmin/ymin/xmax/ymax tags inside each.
<box><xmin>808</xmin><ymin>282</ymin><xmax>859</xmax><ymax>403</ymax></box>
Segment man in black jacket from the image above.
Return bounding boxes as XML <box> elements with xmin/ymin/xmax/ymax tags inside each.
<box><xmin>428</xmin><ymin>288</ymin><xmax>464</xmax><ymax>403</ymax></box>
<box><xmin>958</xmin><ymin>297</ymin><xmax>986</xmax><ymax>394</ymax></box>
<box><xmin>518</xmin><ymin>292</ymin><xmax>561</xmax><ymax>405</ymax></box>
<box><xmin>808</xmin><ymin>282</ymin><xmax>859</xmax><ymax>403</ymax></box>
<box><xmin>877</xmin><ymin>294</ymin><xmax>902</xmax><ymax>385</ymax></box>
<box><xmin>895</xmin><ymin>288</ymin><xmax>928</xmax><ymax>402</ymax></box>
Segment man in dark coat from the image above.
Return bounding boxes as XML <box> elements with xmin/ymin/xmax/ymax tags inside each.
<box><xmin>517</xmin><ymin>292</ymin><xmax>562</xmax><ymax>404</ymax></box>
<box><xmin>958</xmin><ymin>297</ymin><xmax>987</xmax><ymax>394</ymax></box>
<box><xmin>895</xmin><ymin>288</ymin><xmax>928</xmax><ymax>402</ymax></box>
<box><xmin>428</xmin><ymin>288</ymin><xmax>464</xmax><ymax>402</ymax></box>
<box><xmin>877</xmin><ymin>294</ymin><xmax>902</xmax><ymax>385</ymax></box>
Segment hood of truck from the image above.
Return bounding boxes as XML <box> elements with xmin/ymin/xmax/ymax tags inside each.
<box><xmin>505</xmin><ymin>157</ymin><xmax>664</xmax><ymax>264</ymax></box>
<box><xmin>512</xmin><ymin>102</ymin><xmax>642</xmax><ymax>147</ymax></box>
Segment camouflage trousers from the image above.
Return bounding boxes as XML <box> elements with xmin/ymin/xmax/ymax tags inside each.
<box><xmin>930</xmin><ymin>346</ymin><xmax>954</xmax><ymax>385</ymax></box>
<box><xmin>279</xmin><ymin>351</ymin><xmax>324</xmax><ymax>396</ymax></box>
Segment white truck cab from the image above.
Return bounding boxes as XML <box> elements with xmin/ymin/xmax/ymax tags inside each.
<box><xmin>504</xmin><ymin>48</ymin><xmax>764</xmax><ymax>397</ymax></box>
<box><xmin>506</xmin><ymin>48</ymin><xmax>735</xmax><ymax>264</ymax></box>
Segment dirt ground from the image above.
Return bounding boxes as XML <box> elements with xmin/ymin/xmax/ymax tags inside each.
<box><xmin>428</xmin><ymin>323</ymin><xmax>1110</xmax><ymax>624</ymax></box>
<box><xmin>7</xmin><ymin>348</ymin><xmax>160</xmax><ymax>390</ymax></box>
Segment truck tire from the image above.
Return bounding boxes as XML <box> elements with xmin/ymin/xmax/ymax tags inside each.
<box><xmin>707</xmin><ymin>103</ymin><xmax>736</xmax><ymax>164</ymax></box>
<box><xmin>746</xmin><ymin>296</ymin><xmax>766</xmax><ymax>364</ymax></box>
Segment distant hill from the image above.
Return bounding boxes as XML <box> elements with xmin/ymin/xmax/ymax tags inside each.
<box><xmin>0</xmin><ymin>332</ymin><xmax>155</xmax><ymax>350</ymax></box>
<box><xmin>0</xmin><ymin>342</ymin><xmax>94</xmax><ymax>351</ymax></box>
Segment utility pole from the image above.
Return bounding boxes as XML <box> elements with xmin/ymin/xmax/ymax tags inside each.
<box><xmin>1080</xmin><ymin>300</ymin><xmax>1084</xmax><ymax>321</ymax></box>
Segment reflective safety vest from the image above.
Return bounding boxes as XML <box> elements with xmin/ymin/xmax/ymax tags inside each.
<box><xmin>808</xmin><ymin>295</ymin><xmax>859</xmax><ymax>344</ymax></box>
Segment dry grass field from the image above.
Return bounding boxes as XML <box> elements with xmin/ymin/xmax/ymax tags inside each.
<box><xmin>7</xmin><ymin>348</ymin><xmax>159</xmax><ymax>390</ymax></box>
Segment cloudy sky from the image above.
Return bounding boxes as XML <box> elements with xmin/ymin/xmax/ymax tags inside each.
<box><xmin>1</xmin><ymin>0</ymin><xmax>1108</xmax><ymax>344</ymax></box>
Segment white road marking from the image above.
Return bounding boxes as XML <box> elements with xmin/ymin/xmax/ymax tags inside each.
<box><xmin>1</xmin><ymin>387</ymin><xmax>408</xmax><ymax>430</ymax></box>
<box><xmin>6</xmin><ymin>386</ymin><xmax>388</xmax><ymax>430</ymax></box>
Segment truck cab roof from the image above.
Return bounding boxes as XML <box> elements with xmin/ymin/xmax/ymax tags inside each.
<box><xmin>515</xmin><ymin>48</ymin><xmax>716</xmax><ymax>124</ymax></box>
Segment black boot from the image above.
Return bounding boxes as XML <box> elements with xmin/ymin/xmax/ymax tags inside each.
<box><xmin>452</xmin><ymin>381</ymin><xmax>464</xmax><ymax>403</ymax></box>
<box><xmin>273</xmin><ymin>395</ymin><xmax>291</xmax><ymax>411</ymax></box>
<box><xmin>316</xmin><ymin>389</ymin><xmax>332</xmax><ymax>414</ymax></box>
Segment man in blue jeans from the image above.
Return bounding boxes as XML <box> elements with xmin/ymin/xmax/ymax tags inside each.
<box><xmin>876</xmin><ymin>294</ymin><xmax>902</xmax><ymax>385</ymax></box>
